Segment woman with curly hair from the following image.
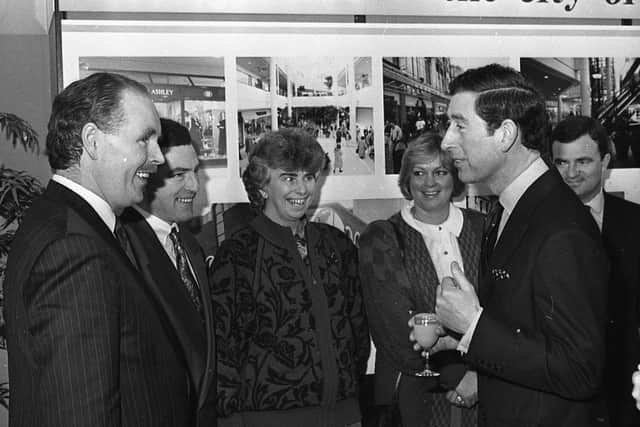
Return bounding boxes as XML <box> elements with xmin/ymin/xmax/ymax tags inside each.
<box><xmin>210</xmin><ymin>128</ymin><xmax>370</xmax><ymax>427</ymax></box>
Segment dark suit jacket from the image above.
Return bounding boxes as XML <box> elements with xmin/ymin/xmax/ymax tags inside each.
<box><xmin>5</xmin><ymin>181</ymin><xmax>194</xmax><ymax>427</ymax></box>
<box><xmin>120</xmin><ymin>207</ymin><xmax>217</xmax><ymax>427</ymax></box>
<box><xmin>466</xmin><ymin>168</ymin><xmax>609</xmax><ymax>427</ymax></box>
<box><xmin>601</xmin><ymin>193</ymin><xmax>640</xmax><ymax>427</ymax></box>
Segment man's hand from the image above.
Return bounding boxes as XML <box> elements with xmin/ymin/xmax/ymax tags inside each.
<box><xmin>632</xmin><ymin>366</ymin><xmax>640</xmax><ymax>410</ymax></box>
<box><xmin>446</xmin><ymin>370</ymin><xmax>478</xmax><ymax>408</ymax></box>
<box><xmin>436</xmin><ymin>261</ymin><xmax>481</xmax><ymax>334</ymax></box>
<box><xmin>409</xmin><ymin>333</ymin><xmax>459</xmax><ymax>354</ymax></box>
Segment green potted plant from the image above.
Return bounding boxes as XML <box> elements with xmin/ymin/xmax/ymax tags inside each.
<box><xmin>0</xmin><ymin>112</ymin><xmax>44</xmax><ymax>409</ymax></box>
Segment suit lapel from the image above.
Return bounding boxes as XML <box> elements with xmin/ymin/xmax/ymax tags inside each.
<box><xmin>120</xmin><ymin>208</ymin><xmax>206</xmax><ymax>395</ymax></box>
<box><xmin>45</xmin><ymin>181</ymin><xmax>139</xmax><ymax>277</ymax></box>
<box><xmin>483</xmin><ymin>170</ymin><xmax>557</xmax><ymax>299</ymax></box>
<box><xmin>180</xmin><ymin>230</ymin><xmax>217</xmax><ymax>410</ymax></box>
<box><xmin>602</xmin><ymin>193</ymin><xmax>622</xmax><ymax>244</ymax></box>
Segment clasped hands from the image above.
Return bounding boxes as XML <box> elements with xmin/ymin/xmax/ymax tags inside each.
<box><xmin>408</xmin><ymin>261</ymin><xmax>481</xmax><ymax>354</ymax></box>
<box><xmin>406</xmin><ymin>261</ymin><xmax>481</xmax><ymax>408</ymax></box>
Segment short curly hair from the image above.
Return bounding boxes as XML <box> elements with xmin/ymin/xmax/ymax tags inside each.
<box><xmin>398</xmin><ymin>132</ymin><xmax>465</xmax><ymax>200</ymax></box>
<box><xmin>242</xmin><ymin>128</ymin><xmax>326</xmax><ymax>210</ymax></box>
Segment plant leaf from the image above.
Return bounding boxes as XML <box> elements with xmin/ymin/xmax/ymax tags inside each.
<box><xmin>0</xmin><ymin>112</ymin><xmax>39</xmax><ymax>153</ymax></box>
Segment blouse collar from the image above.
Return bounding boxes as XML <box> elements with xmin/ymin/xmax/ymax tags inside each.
<box><xmin>400</xmin><ymin>201</ymin><xmax>463</xmax><ymax>237</ymax></box>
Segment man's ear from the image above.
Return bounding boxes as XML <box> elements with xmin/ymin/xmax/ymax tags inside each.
<box><xmin>601</xmin><ymin>152</ymin><xmax>612</xmax><ymax>181</ymax></box>
<box><xmin>81</xmin><ymin>122</ymin><xmax>100</xmax><ymax>160</ymax></box>
<box><xmin>496</xmin><ymin>119</ymin><xmax>519</xmax><ymax>152</ymax></box>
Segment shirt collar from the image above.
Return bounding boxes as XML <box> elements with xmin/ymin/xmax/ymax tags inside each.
<box><xmin>584</xmin><ymin>189</ymin><xmax>604</xmax><ymax>215</ymax></box>
<box><xmin>133</xmin><ymin>205</ymin><xmax>176</xmax><ymax>243</ymax></box>
<box><xmin>401</xmin><ymin>201</ymin><xmax>464</xmax><ymax>237</ymax></box>
<box><xmin>52</xmin><ymin>174</ymin><xmax>117</xmax><ymax>232</ymax></box>
<box><xmin>499</xmin><ymin>157</ymin><xmax>549</xmax><ymax>215</ymax></box>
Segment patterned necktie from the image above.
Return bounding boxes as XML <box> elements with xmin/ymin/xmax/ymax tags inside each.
<box><xmin>114</xmin><ymin>217</ymin><xmax>138</xmax><ymax>269</ymax></box>
<box><xmin>481</xmin><ymin>200</ymin><xmax>503</xmax><ymax>277</ymax></box>
<box><xmin>294</xmin><ymin>233</ymin><xmax>309</xmax><ymax>266</ymax></box>
<box><xmin>169</xmin><ymin>227</ymin><xmax>203</xmax><ymax>316</ymax></box>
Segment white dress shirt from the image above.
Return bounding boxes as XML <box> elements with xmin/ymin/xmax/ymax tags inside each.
<box><xmin>51</xmin><ymin>174</ymin><xmax>116</xmax><ymax>233</ymax></box>
<box><xmin>401</xmin><ymin>201</ymin><xmax>466</xmax><ymax>281</ymax></box>
<box><xmin>496</xmin><ymin>157</ymin><xmax>549</xmax><ymax>242</ymax></box>
<box><xmin>133</xmin><ymin>206</ymin><xmax>200</xmax><ymax>290</ymax></box>
<box><xmin>132</xmin><ymin>205</ymin><xmax>178</xmax><ymax>267</ymax></box>
<box><xmin>584</xmin><ymin>189</ymin><xmax>604</xmax><ymax>232</ymax></box>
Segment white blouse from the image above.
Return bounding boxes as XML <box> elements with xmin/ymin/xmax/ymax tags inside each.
<box><xmin>400</xmin><ymin>201</ymin><xmax>465</xmax><ymax>281</ymax></box>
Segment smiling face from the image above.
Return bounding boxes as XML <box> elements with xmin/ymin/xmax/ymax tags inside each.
<box><xmin>146</xmin><ymin>144</ymin><xmax>200</xmax><ymax>223</ymax></box>
<box><xmin>552</xmin><ymin>134</ymin><xmax>609</xmax><ymax>203</ymax></box>
<box><xmin>410</xmin><ymin>155</ymin><xmax>455</xmax><ymax>224</ymax></box>
<box><xmin>91</xmin><ymin>89</ymin><xmax>164</xmax><ymax>213</ymax></box>
<box><xmin>262</xmin><ymin>168</ymin><xmax>318</xmax><ymax>228</ymax></box>
<box><xmin>441</xmin><ymin>91</ymin><xmax>503</xmax><ymax>187</ymax></box>
<box><xmin>90</xmin><ymin>90</ymin><xmax>164</xmax><ymax>213</ymax></box>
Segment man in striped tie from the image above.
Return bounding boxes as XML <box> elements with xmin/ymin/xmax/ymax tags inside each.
<box><xmin>120</xmin><ymin>118</ymin><xmax>217</xmax><ymax>426</ymax></box>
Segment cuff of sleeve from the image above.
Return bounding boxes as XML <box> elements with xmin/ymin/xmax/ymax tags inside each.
<box><xmin>457</xmin><ymin>307</ymin><xmax>483</xmax><ymax>354</ymax></box>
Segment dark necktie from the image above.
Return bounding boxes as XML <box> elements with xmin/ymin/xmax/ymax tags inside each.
<box><xmin>481</xmin><ymin>200</ymin><xmax>503</xmax><ymax>277</ymax></box>
<box><xmin>169</xmin><ymin>228</ymin><xmax>203</xmax><ymax>316</ymax></box>
<box><xmin>114</xmin><ymin>218</ymin><xmax>138</xmax><ymax>269</ymax></box>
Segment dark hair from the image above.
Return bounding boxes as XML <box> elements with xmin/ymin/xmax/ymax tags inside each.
<box><xmin>46</xmin><ymin>72</ymin><xmax>150</xmax><ymax>170</ymax></box>
<box><xmin>145</xmin><ymin>118</ymin><xmax>196</xmax><ymax>201</ymax></box>
<box><xmin>551</xmin><ymin>115</ymin><xmax>613</xmax><ymax>161</ymax></box>
<box><xmin>159</xmin><ymin>118</ymin><xmax>192</xmax><ymax>150</ymax></box>
<box><xmin>242</xmin><ymin>128</ymin><xmax>326</xmax><ymax>210</ymax></box>
<box><xmin>449</xmin><ymin>63</ymin><xmax>549</xmax><ymax>152</ymax></box>
<box><xmin>398</xmin><ymin>132</ymin><xmax>465</xmax><ymax>200</ymax></box>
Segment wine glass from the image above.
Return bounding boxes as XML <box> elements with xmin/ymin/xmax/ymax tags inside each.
<box><xmin>411</xmin><ymin>312</ymin><xmax>441</xmax><ymax>377</ymax></box>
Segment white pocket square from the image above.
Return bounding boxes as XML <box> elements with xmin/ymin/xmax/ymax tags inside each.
<box><xmin>491</xmin><ymin>268</ymin><xmax>510</xmax><ymax>280</ymax></box>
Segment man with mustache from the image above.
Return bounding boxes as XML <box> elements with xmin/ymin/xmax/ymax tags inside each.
<box><xmin>120</xmin><ymin>118</ymin><xmax>217</xmax><ymax>426</ymax></box>
<box><xmin>3</xmin><ymin>72</ymin><xmax>201</xmax><ymax>426</ymax></box>
<box><xmin>551</xmin><ymin>115</ymin><xmax>640</xmax><ymax>427</ymax></box>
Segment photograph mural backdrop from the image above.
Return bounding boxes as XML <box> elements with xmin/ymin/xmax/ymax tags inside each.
<box><xmin>62</xmin><ymin>22</ymin><xmax>640</xmax><ymax>244</ymax></box>
<box><xmin>79</xmin><ymin>57</ymin><xmax>228</xmax><ymax>169</ymax></box>
<box><xmin>236</xmin><ymin>56</ymin><xmax>374</xmax><ymax>176</ymax></box>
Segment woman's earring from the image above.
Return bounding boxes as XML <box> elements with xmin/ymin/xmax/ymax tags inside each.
<box><xmin>259</xmin><ymin>190</ymin><xmax>268</xmax><ymax>199</ymax></box>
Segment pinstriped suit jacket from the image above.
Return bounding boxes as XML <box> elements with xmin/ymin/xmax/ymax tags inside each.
<box><xmin>5</xmin><ymin>181</ymin><xmax>194</xmax><ymax>427</ymax></box>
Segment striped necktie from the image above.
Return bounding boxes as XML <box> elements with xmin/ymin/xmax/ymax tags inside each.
<box><xmin>169</xmin><ymin>227</ymin><xmax>203</xmax><ymax>316</ymax></box>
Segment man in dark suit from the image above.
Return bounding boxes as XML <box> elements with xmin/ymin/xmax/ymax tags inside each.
<box><xmin>551</xmin><ymin>115</ymin><xmax>640</xmax><ymax>427</ymax></box>
<box><xmin>4</xmin><ymin>72</ymin><xmax>198</xmax><ymax>426</ymax></box>
<box><xmin>120</xmin><ymin>118</ymin><xmax>216</xmax><ymax>426</ymax></box>
<box><xmin>415</xmin><ymin>64</ymin><xmax>609</xmax><ymax>426</ymax></box>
